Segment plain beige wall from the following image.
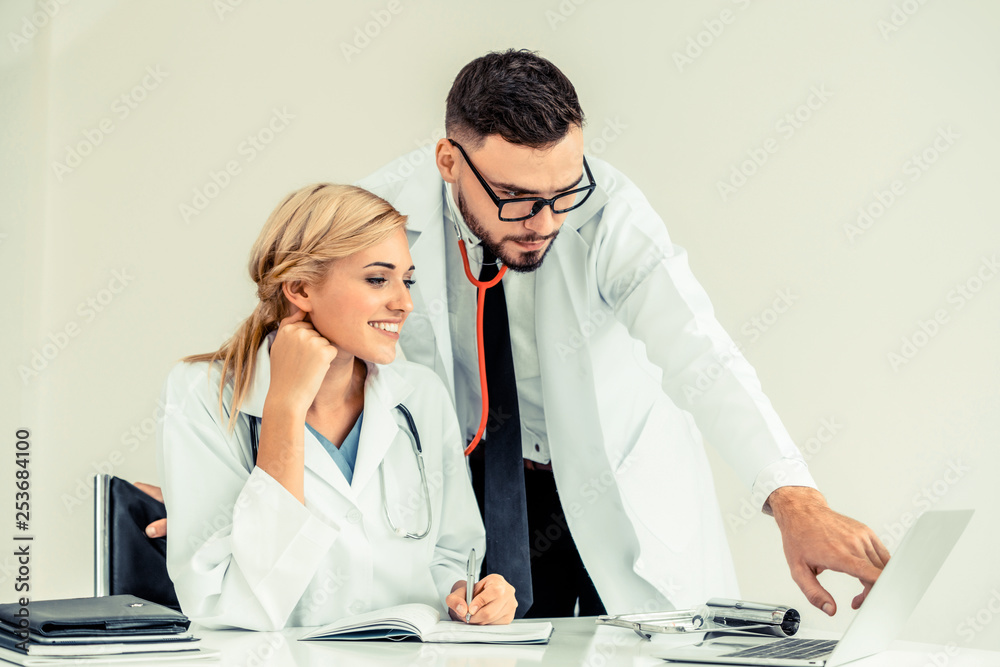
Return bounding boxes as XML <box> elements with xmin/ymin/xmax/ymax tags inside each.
<box><xmin>2</xmin><ymin>0</ymin><xmax>998</xmax><ymax>651</ymax></box>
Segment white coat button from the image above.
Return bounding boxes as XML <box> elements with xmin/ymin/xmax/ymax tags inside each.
<box><xmin>349</xmin><ymin>600</ymin><xmax>366</xmax><ymax>614</ymax></box>
<box><xmin>346</xmin><ymin>508</ymin><xmax>362</xmax><ymax>524</ymax></box>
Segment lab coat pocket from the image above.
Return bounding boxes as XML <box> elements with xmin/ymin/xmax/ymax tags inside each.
<box><xmin>612</xmin><ymin>400</ymin><xmax>701</xmax><ymax>553</ymax></box>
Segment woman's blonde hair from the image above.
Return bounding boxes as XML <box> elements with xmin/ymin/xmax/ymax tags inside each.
<box><xmin>184</xmin><ymin>183</ymin><xmax>407</xmax><ymax>432</ymax></box>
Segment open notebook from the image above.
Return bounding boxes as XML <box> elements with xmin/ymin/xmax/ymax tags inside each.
<box><xmin>299</xmin><ymin>604</ymin><xmax>553</xmax><ymax>644</ymax></box>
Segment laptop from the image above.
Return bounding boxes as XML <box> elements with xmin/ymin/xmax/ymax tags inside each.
<box><xmin>656</xmin><ymin>509</ymin><xmax>973</xmax><ymax>666</ymax></box>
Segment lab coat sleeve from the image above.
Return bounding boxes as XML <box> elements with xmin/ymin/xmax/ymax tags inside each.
<box><xmin>155</xmin><ymin>362</ymin><xmax>339</xmax><ymax>631</ymax></box>
<box><xmin>422</xmin><ymin>372</ymin><xmax>487</xmax><ymax>607</ymax></box>
<box><xmin>592</xmin><ymin>179</ymin><xmax>817</xmax><ymax>506</ymax></box>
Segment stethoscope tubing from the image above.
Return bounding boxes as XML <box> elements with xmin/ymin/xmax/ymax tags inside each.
<box><xmin>381</xmin><ymin>403</ymin><xmax>432</xmax><ymax>539</ymax></box>
<box><xmin>456</xmin><ymin>239</ymin><xmax>507</xmax><ymax>457</ymax></box>
<box><xmin>247</xmin><ymin>403</ymin><xmax>432</xmax><ymax>540</ymax></box>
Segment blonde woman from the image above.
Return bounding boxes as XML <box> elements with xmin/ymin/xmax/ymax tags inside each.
<box><xmin>156</xmin><ymin>184</ymin><xmax>516</xmax><ymax>630</ymax></box>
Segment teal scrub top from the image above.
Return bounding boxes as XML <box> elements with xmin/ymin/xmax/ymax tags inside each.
<box><xmin>306</xmin><ymin>412</ymin><xmax>363</xmax><ymax>484</ymax></box>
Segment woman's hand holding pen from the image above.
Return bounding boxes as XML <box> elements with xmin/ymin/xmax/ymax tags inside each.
<box><xmin>446</xmin><ymin>574</ymin><xmax>517</xmax><ymax>625</ymax></box>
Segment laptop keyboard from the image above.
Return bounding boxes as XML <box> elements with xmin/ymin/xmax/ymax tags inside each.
<box><xmin>720</xmin><ymin>638</ymin><xmax>839</xmax><ymax>660</ymax></box>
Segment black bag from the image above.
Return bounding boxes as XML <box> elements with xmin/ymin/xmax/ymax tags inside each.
<box><xmin>106</xmin><ymin>477</ymin><xmax>181</xmax><ymax>611</ymax></box>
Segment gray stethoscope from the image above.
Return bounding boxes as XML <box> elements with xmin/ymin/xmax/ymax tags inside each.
<box><xmin>248</xmin><ymin>403</ymin><xmax>432</xmax><ymax>540</ymax></box>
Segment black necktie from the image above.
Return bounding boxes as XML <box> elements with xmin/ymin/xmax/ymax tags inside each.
<box><xmin>474</xmin><ymin>245</ymin><xmax>533</xmax><ymax>617</ymax></box>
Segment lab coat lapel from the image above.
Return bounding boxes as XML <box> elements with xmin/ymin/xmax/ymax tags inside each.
<box><xmin>302</xmin><ymin>427</ymin><xmax>354</xmax><ymax>500</ymax></box>
<box><xmin>533</xmin><ymin>161</ymin><xmax>611</xmax><ymax>444</ymax></box>
<box><xmin>536</xmin><ymin>229</ymin><xmax>602</xmax><ymax>464</ymax></box>
<box><xmin>350</xmin><ymin>363</ymin><xmax>415</xmax><ymax>494</ymax></box>
<box><xmin>536</xmin><ymin>220</ymin><xmax>616</xmax><ymax>595</ymax></box>
<box><xmin>240</xmin><ymin>332</ymin><xmax>274</xmax><ymax>420</ymax></box>
<box><xmin>530</xmin><ymin>165</ymin><xmax>609</xmax><ymax>383</ymax></box>
<box><xmin>392</xmin><ymin>158</ymin><xmax>456</xmax><ymax>397</ymax></box>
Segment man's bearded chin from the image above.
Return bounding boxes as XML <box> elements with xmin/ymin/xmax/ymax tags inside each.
<box><xmin>456</xmin><ymin>188</ymin><xmax>558</xmax><ymax>273</ymax></box>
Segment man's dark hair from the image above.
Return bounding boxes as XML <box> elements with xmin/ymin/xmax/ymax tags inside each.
<box><xmin>445</xmin><ymin>49</ymin><xmax>585</xmax><ymax>150</ymax></box>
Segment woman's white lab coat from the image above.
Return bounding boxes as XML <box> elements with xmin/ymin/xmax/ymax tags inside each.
<box><xmin>155</xmin><ymin>333</ymin><xmax>485</xmax><ymax>631</ymax></box>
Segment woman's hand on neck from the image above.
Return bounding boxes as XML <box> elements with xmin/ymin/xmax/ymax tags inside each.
<box><xmin>307</xmin><ymin>355</ymin><xmax>367</xmax><ymax>423</ymax></box>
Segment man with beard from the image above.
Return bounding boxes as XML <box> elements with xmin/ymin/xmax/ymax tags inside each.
<box><xmin>351</xmin><ymin>49</ymin><xmax>888</xmax><ymax>620</ymax></box>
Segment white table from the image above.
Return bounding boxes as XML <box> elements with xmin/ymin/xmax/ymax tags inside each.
<box><xmin>191</xmin><ymin>617</ymin><xmax>1000</xmax><ymax>666</ymax></box>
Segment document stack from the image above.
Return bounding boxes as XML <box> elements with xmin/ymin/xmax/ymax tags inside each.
<box><xmin>0</xmin><ymin>595</ymin><xmax>216</xmax><ymax>665</ymax></box>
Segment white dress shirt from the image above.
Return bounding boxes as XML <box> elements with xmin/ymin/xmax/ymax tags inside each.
<box><xmin>442</xmin><ymin>182</ymin><xmax>552</xmax><ymax>464</ymax></box>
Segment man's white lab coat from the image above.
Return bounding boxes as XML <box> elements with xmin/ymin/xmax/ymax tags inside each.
<box><xmin>357</xmin><ymin>149</ymin><xmax>817</xmax><ymax>612</ymax></box>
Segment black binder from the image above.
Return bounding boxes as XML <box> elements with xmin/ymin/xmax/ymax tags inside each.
<box><xmin>0</xmin><ymin>595</ymin><xmax>189</xmax><ymax>638</ymax></box>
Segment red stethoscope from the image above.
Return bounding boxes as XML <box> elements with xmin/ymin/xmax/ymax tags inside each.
<box><xmin>455</xmin><ymin>235</ymin><xmax>506</xmax><ymax>457</ymax></box>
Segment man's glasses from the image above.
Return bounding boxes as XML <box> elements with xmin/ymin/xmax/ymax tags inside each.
<box><xmin>448</xmin><ymin>139</ymin><xmax>596</xmax><ymax>222</ymax></box>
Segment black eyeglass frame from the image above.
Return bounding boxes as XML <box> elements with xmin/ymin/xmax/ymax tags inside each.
<box><xmin>448</xmin><ymin>139</ymin><xmax>596</xmax><ymax>222</ymax></box>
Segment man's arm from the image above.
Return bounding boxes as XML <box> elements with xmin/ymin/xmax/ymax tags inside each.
<box><xmin>767</xmin><ymin>486</ymin><xmax>890</xmax><ymax>614</ymax></box>
<box><xmin>590</xmin><ymin>166</ymin><xmax>886</xmax><ymax>614</ymax></box>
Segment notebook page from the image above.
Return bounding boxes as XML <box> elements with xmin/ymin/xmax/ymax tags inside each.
<box><xmin>300</xmin><ymin>604</ymin><xmax>441</xmax><ymax>639</ymax></box>
<box><xmin>423</xmin><ymin>620</ymin><xmax>553</xmax><ymax>644</ymax></box>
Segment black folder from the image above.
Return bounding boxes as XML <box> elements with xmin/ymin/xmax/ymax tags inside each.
<box><xmin>0</xmin><ymin>595</ymin><xmax>189</xmax><ymax>638</ymax></box>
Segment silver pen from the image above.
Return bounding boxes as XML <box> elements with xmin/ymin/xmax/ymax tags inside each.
<box><xmin>465</xmin><ymin>548</ymin><xmax>477</xmax><ymax>623</ymax></box>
